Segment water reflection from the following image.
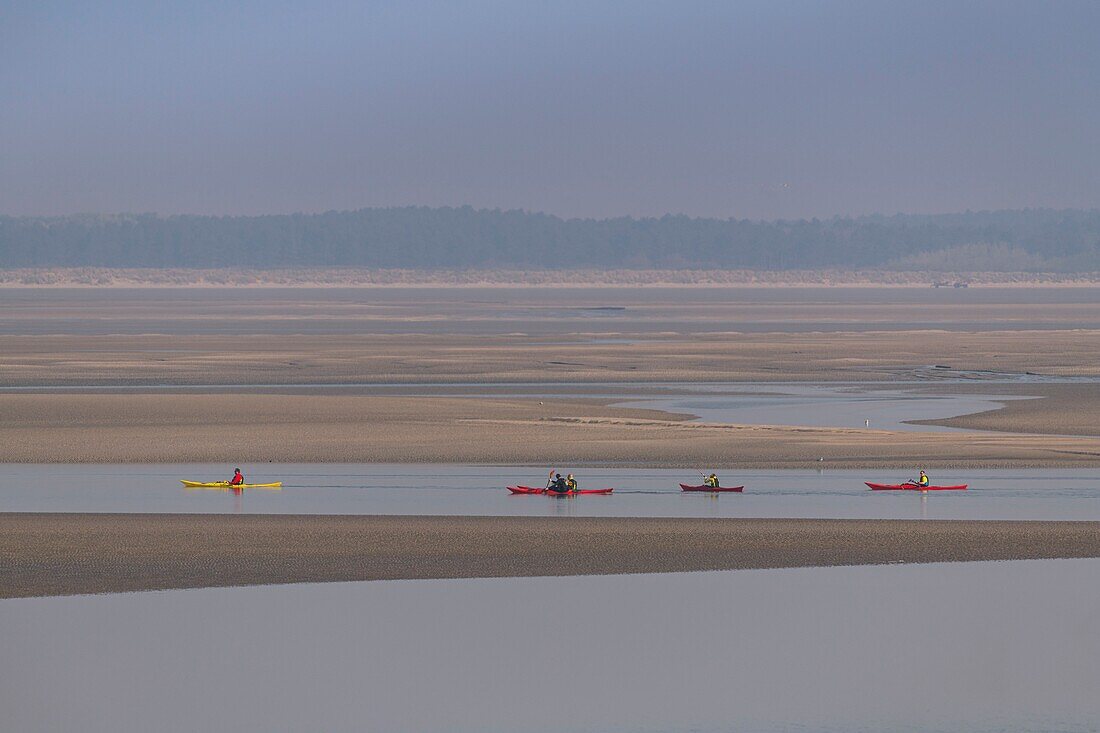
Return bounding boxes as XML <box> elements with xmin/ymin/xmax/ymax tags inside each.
<box><xmin>2</xmin><ymin>560</ymin><xmax>1097</xmax><ymax>732</ymax></box>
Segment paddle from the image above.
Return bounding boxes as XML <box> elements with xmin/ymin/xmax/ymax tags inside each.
<box><xmin>698</xmin><ymin>469</ymin><xmax>717</xmax><ymax>489</ymax></box>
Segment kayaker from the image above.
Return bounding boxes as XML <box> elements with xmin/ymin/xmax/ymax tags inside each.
<box><xmin>229</xmin><ymin>468</ymin><xmax>244</xmax><ymax>486</ymax></box>
<box><xmin>704</xmin><ymin>473</ymin><xmax>720</xmax><ymax>488</ymax></box>
<box><xmin>548</xmin><ymin>473</ymin><xmax>563</xmax><ymax>489</ymax></box>
<box><xmin>566</xmin><ymin>474</ymin><xmax>578</xmax><ymax>492</ymax></box>
<box><xmin>917</xmin><ymin>470</ymin><xmax>929</xmax><ymax>489</ymax></box>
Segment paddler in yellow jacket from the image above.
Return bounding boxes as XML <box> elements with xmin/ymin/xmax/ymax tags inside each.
<box><xmin>566</xmin><ymin>474</ymin><xmax>578</xmax><ymax>492</ymax></box>
<box><xmin>917</xmin><ymin>470</ymin><xmax>929</xmax><ymax>489</ymax></box>
<box><xmin>703</xmin><ymin>473</ymin><xmax>719</xmax><ymax>488</ymax></box>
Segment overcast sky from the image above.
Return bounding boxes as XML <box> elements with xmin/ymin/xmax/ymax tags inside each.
<box><xmin>2</xmin><ymin>1</ymin><xmax>1099</xmax><ymax>220</ymax></box>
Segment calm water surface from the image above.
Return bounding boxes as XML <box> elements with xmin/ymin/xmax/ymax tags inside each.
<box><xmin>2</xmin><ymin>559</ymin><xmax>1097</xmax><ymax>732</ymax></box>
<box><xmin>615</xmin><ymin>383</ymin><xmax>1034</xmax><ymax>432</ymax></box>
<box><xmin>3</xmin><ymin>463</ymin><xmax>1100</xmax><ymax>520</ymax></box>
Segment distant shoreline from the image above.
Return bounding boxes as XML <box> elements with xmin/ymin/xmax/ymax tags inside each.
<box><xmin>4</xmin><ymin>267</ymin><xmax>1100</xmax><ymax>288</ymax></box>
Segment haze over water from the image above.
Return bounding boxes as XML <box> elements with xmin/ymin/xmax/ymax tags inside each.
<box><xmin>5</xmin><ymin>3</ymin><xmax>1100</xmax><ymax>219</ymax></box>
<box><xmin>5</xmin><ymin>3</ymin><xmax>1100</xmax><ymax>732</ymax></box>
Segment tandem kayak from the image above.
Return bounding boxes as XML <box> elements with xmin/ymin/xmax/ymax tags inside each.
<box><xmin>865</xmin><ymin>482</ymin><xmax>967</xmax><ymax>491</ymax></box>
<box><xmin>507</xmin><ymin>486</ymin><xmax>547</xmax><ymax>494</ymax></box>
<box><xmin>545</xmin><ymin>488</ymin><xmax>614</xmax><ymax>496</ymax></box>
<box><xmin>680</xmin><ymin>483</ymin><xmax>745</xmax><ymax>493</ymax></box>
<box><xmin>181</xmin><ymin>480</ymin><xmax>283</xmax><ymax>489</ymax></box>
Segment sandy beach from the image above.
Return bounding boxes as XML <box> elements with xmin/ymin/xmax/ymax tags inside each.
<box><xmin>4</xmin><ymin>513</ymin><xmax>1099</xmax><ymax>599</ymax></box>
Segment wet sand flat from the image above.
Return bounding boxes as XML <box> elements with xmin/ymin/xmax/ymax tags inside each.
<box><xmin>5</xmin><ymin>288</ymin><xmax>1100</xmax><ymax>465</ymax></box>
<box><xmin>916</xmin><ymin>383</ymin><xmax>1100</xmax><ymax>436</ymax></box>
<box><xmin>6</xmin><ymin>287</ymin><xmax>1100</xmax><ymax>386</ymax></box>
<box><xmin>4</xmin><ymin>513</ymin><xmax>1099</xmax><ymax>599</ymax></box>
<box><xmin>6</xmin><ymin>329</ymin><xmax>1100</xmax><ymax>386</ymax></box>
<box><xmin>5</xmin><ymin>392</ymin><xmax>1100</xmax><ymax>466</ymax></box>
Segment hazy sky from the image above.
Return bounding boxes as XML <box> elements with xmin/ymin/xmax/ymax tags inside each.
<box><xmin>3</xmin><ymin>1</ymin><xmax>1099</xmax><ymax>220</ymax></box>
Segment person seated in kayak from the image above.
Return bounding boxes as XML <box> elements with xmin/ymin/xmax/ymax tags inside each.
<box><xmin>704</xmin><ymin>473</ymin><xmax>720</xmax><ymax>488</ymax></box>
<box><xmin>905</xmin><ymin>470</ymin><xmax>929</xmax><ymax>488</ymax></box>
<box><xmin>566</xmin><ymin>474</ymin><xmax>578</xmax><ymax>491</ymax></box>
<box><xmin>229</xmin><ymin>468</ymin><xmax>244</xmax><ymax>486</ymax></box>
<box><xmin>548</xmin><ymin>473</ymin><xmax>563</xmax><ymax>490</ymax></box>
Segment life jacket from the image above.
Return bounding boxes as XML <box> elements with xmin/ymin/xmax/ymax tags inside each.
<box><xmin>566</xmin><ymin>478</ymin><xmax>577</xmax><ymax>490</ymax></box>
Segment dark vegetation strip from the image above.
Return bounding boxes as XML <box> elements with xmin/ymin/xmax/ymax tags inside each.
<box><xmin>4</xmin><ymin>207</ymin><xmax>1100</xmax><ymax>269</ymax></box>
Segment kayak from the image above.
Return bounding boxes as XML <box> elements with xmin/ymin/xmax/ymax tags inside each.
<box><xmin>545</xmin><ymin>488</ymin><xmax>614</xmax><ymax>496</ymax></box>
<box><xmin>508</xmin><ymin>486</ymin><xmax>546</xmax><ymax>495</ymax></box>
<box><xmin>680</xmin><ymin>483</ymin><xmax>745</xmax><ymax>493</ymax></box>
<box><xmin>181</xmin><ymin>480</ymin><xmax>283</xmax><ymax>489</ymax></box>
<box><xmin>865</xmin><ymin>482</ymin><xmax>967</xmax><ymax>491</ymax></box>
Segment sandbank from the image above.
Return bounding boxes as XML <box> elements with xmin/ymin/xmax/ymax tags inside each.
<box><xmin>4</xmin><ymin>513</ymin><xmax>1099</xmax><ymax>599</ymax></box>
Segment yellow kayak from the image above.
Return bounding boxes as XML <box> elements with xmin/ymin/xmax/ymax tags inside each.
<box><xmin>180</xmin><ymin>480</ymin><xmax>283</xmax><ymax>489</ymax></box>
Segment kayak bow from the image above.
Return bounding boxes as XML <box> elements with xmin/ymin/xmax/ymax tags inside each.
<box><xmin>181</xmin><ymin>480</ymin><xmax>283</xmax><ymax>489</ymax></box>
<box><xmin>680</xmin><ymin>483</ymin><xmax>745</xmax><ymax>493</ymax></box>
<box><xmin>865</xmin><ymin>482</ymin><xmax>967</xmax><ymax>491</ymax></box>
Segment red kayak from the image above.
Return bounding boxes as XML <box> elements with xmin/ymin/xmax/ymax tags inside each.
<box><xmin>545</xmin><ymin>488</ymin><xmax>614</xmax><ymax>496</ymax></box>
<box><xmin>865</xmin><ymin>482</ymin><xmax>968</xmax><ymax>491</ymax></box>
<box><xmin>680</xmin><ymin>483</ymin><xmax>744</xmax><ymax>493</ymax></box>
<box><xmin>508</xmin><ymin>486</ymin><xmax>547</xmax><ymax>495</ymax></box>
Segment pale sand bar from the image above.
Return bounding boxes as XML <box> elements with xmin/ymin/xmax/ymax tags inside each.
<box><xmin>3</xmin><ymin>513</ymin><xmax>1100</xmax><ymax>599</ymax></box>
<box><xmin>5</xmin><ymin>391</ymin><xmax>1100</xmax><ymax>466</ymax></box>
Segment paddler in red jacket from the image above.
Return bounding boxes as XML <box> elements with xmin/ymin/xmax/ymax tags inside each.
<box><xmin>229</xmin><ymin>468</ymin><xmax>244</xmax><ymax>486</ymax></box>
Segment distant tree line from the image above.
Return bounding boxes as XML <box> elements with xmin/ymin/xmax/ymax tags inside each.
<box><xmin>3</xmin><ymin>207</ymin><xmax>1100</xmax><ymax>271</ymax></box>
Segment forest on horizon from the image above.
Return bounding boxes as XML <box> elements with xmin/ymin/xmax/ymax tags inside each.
<box><xmin>3</xmin><ymin>207</ymin><xmax>1100</xmax><ymax>272</ymax></box>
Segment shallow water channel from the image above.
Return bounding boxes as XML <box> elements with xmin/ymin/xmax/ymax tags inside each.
<box><xmin>4</xmin><ymin>463</ymin><xmax>1100</xmax><ymax>520</ymax></box>
<box><xmin>0</xmin><ymin>380</ymin><xmax>1041</xmax><ymax>434</ymax></box>
<box><xmin>3</xmin><ymin>559</ymin><xmax>1098</xmax><ymax>732</ymax></box>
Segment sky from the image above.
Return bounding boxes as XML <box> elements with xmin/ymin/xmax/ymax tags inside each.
<box><xmin>2</xmin><ymin>0</ymin><xmax>1100</xmax><ymax>220</ymax></box>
